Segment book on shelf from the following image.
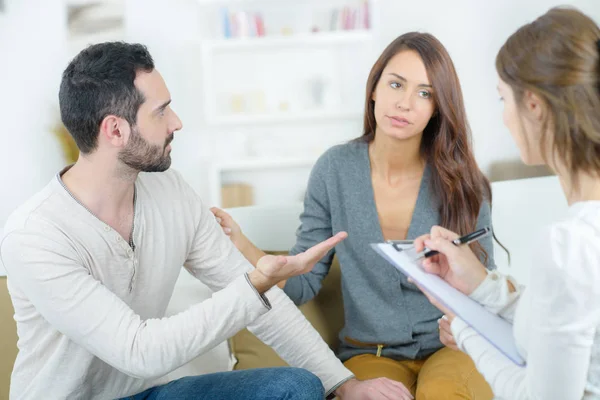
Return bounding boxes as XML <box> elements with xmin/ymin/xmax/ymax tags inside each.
<box><xmin>221</xmin><ymin>8</ymin><xmax>266</xmax><ymax>39</ymax></box>
<box><xmin>219</xmin><ymin>0</ymin><xmax>370</xmax><ymax>39</ymax></box>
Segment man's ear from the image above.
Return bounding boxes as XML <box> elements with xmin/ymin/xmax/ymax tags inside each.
<box><xmin>99</xmin><ymin>115</ymin><xmax>130</xmax><ymax>148</ymax></box>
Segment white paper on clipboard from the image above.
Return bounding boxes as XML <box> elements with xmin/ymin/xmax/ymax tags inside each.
<box><xmin>371</xmin><ymin>242</ymin><xmax>526</xmax><ymax>366</ymax></box>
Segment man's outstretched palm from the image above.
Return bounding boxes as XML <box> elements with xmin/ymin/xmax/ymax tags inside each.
<box><xmin>256</xmin><ymin>232</ymin><xmax>347</xmax><ymax>281</ymax></box>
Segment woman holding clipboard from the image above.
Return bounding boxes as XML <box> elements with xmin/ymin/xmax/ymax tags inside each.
<box><xmin>414</xmin><ymin>6</ymin><xmax>600</xmax><ymax>399</ymax></box>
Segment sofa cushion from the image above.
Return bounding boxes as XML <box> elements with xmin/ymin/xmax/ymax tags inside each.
<box><xmin>229</xmin><ymin>255</ymin><xmax>344</xmax><ymax>370</ymax></box>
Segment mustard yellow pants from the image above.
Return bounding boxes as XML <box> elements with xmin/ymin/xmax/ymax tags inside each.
<box><xmin>343</xmin><ymin>348</ymin><xmax>493</xmax><ymax>400</ymax></box>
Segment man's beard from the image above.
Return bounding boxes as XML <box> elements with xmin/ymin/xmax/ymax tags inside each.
<box><xmin>118</xmin><ymin>127</ymin><xmax>173</xmax><ymax>173</ymax></box>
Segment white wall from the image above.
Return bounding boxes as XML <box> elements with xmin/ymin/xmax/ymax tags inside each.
<box><xmin>124</xmin><ymin>0</ymin><xmax>213</xmax><ymax>200</ymax></box>
<box><xmin>123</xmin><ymin>0</ymin><xmax>372</xmax><ymax>204</ymax></box>
<box><xmin>0</xmin><ymin>0</ymin><xmax>68</xmax><ymax>276</ymax></box>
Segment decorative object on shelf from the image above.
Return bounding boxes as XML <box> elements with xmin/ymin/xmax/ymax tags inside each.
<box><xmin>66</xmin><ymin>1</ymin><xmax>125</xmax><ymax>58</ymax></box>
<box><xmin>230</xmin><ymin>93</ymin><xmax>246</xmax><ymax>114</ymax></box>
<box><xmin>221</xmin><ymin>183</ymin><xmax>254</xmax><ymax>208</ymax></box>
<box><xmin>277</xmin><ymin>100</ymin><xmax>290</xmax><ymax>112</ymax></box>
<box><xmin>227</xmin><ymin>90</ymin><xmax>267</xmax><ymax>115</ymax></box>
<box><xmin>247</xmin><ymin>90</ymin><xmax>267</xmax><ymax>114</ymax></box>
<box><xmin>67</xmin><ymin>1</ymin><xmax>124</xmax><ymax>37</ymax></box>
<box><xmin>51</xmin><ymin>115</ymin><xmax>79</xmax><ymax>164</ymax></box>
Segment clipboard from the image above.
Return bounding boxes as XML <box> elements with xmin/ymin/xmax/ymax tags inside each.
<box><xmin>372</xmin><ymin>242</ymin><xmax>526</xmax><ymax>366</ymax></box>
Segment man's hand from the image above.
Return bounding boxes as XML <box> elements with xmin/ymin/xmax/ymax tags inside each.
<box><xmin>211</xmin><ymin>206</ymin><xmax>347</xmax><ymax>293</ymax></box>
<box><xmin>335</xmin><ymin>378</ymin><xmax>413</xmax><ymax>400</ymax></box>
<box><xmin>255</xmin><ymin>231</ymin><xmax>347</xmax><ymax>283</ymax></box>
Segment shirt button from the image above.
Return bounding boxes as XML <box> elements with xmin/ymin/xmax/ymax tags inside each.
<box><xmin>127</xmin><ymin>249</ymin><xmax>133</xmax><ymax>256</ymax></box>
<box><xmin>490</xmin><ymin>273</ymin><xmax>498</xmax><ymax>281</ymax></box>
<box><xmin>104</xmin><ymin>225</ymin><xmax>110</xmax><ymax>231</ymax></box>
<box><xmin>117</xmin><ymin>237</ymin><xmax>122</xmax><ymax>242</ymax></box>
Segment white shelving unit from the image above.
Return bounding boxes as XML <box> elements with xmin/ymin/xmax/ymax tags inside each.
<box><xmin>202</xmin><ymin>29</ymin><xmax>373</xmax><ymax>52</ymax></box>
<box><xmin>209</xmin><ymin>157</ymin><xmax>317</xmax><ymax>206</ymax></box>
<box><xmin>198</xmin><ymin>0</ymin><xmax>379</xmax><ymax>207</ymax></box>
<box><xmin>214</xmin><ymin>157</ymin><xmax>317</xmax><ymax>171</ymax></box>
<box><xmin>206</xmin><ymin>108</ymin><xmax>362</xmax><ymax>126</ymax></box>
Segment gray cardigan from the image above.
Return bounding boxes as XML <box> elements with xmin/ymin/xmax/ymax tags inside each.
<box><xmin>284</xmin><ymin>140</ymin><xmax>495</xmax><ymax>361</ymax></box>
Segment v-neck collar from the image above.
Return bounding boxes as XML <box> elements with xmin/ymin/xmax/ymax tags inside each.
<box><xmin>359</xmin><ymin>141</ymin><xmax>430</xmax><ymax>242</ymax></box>
<box><xmin>55</xmin><ymin>166</ymin><xmax>138</xmax><ymax>251</ymax></box>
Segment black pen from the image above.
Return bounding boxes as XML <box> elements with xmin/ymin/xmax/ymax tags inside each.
<box><xmin>416</xmin><ymin>226</ymin><xmax>492</xmax><ymax>259</ymax></box>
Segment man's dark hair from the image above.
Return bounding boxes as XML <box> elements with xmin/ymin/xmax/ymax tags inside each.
<box><xmin>59</xmin><ymin>42</ymin><xmax>154</xmax><ymax>154</ymax></box>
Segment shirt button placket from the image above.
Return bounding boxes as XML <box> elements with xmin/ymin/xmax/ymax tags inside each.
<box><xmin>128</xmin><ymin>249</ymin><xmax>135</xmax><ymax>292</ymax></box>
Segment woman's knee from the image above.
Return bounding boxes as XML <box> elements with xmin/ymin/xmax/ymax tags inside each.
<box><xmin>416</xmin><ymin>377</ymin><xmax>463</xmax><ymax>400</ymax></box>
<box><xmin>416</xmin><ymin>373</ymin><xmax>493</xmax><ymax>400</ymax></box>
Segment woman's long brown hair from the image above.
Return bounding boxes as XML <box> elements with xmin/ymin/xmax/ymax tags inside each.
<box><xmin>358</xmin><ymin>32</ymin><xmax>496</xmax><ymax>262</ymax></box>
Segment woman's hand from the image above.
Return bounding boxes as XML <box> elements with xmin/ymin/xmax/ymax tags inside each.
<box><xmin>438</xmin><ymin>315</ymin><xmax>459</xmax><ymax>351</ymax></box>
<box><xmin>210</xmin><ymin>207</ymin><xmax>244</xmax><ymax>247</ymax></box>
<box><xmin>413</xmin><ymin>226</ymin><xmax>488</xmax><ymax>296</ymax></box>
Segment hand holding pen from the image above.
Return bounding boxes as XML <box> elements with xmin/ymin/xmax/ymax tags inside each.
<box><xmin>412</xmin><ymin>226</ymin><xmax>490</xmax><ymax>296</ymax></box>
<box><xmin>417</xmin><ymin>227</ymin><xmax>491</xmax><ymax>259</ymax></box>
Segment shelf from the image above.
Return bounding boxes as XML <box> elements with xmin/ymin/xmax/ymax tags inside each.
<box><xmin>202</xmin><ymin>30</ymin><xmax>373</xmax><ymax>52</ymax></box>
<box><xmin>209</xmin><ymin>156</ymin><xmax>317</xmax><ymax>207</ymax></box>
<box><xmin>197</xmin><ymin>0</ymin><xmax>367</xmax><ymax>8</ymax></box>
<box><xmin>207</xmin><ymin>109</ymin><xmax>362</xmax><ymax>126</ymax></box>
<box><xmin>66</xmin><ymin>0</ymin><xmax>121</xmax><ymax>6</ymax></box>
<box><xmin>214</xmin><ymin>157</ymin><xmax>317</xmax><ymax>172</ymax></box>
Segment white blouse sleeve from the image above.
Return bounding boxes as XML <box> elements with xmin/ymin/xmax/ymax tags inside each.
<box><xmin>452</xmin><ymin>225</ymin><xmax>600</xmax><ymax>399</ymax></box>
<box><xmin>469</xmin><ymin>270</ymin><xmax>523</xmax><ymax>323</ymax></box>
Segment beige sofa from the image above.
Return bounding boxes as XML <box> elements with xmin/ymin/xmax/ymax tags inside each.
<box><xmin>0</xmin><ymin>277</ymin><xmax>17</xmax><ymax>400</ymax></box>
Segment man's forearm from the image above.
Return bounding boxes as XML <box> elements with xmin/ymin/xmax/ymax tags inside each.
<box><xmin>237</xmin><ymin>235</ymin><xmax>290</xmax><ymax>289</ymax></box>
<box><xmin>247</xmin><ymin>269</ymin><xmax>278</xmax><ymax>294</ymax></box>
<box><xmin>245</xmin><ymin>285</ymin><xmax>354</xmax><ymax>395</ymax></box>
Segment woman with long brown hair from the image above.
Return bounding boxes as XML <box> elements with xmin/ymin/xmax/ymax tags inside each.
<box><xmin>213</xmin><ymin>32</ymin><xmax>496</xmax><ymax>399</ymax></box>
<box><xmin>414</xmin><ymin>6</ymin><xmax>600</xmax><ymax>399</ymax></box>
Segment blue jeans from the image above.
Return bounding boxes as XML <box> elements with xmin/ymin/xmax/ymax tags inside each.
<box><xmin>121</xmin><ymin>367</ymin><xmax>325</xmax><ymax>400</ymax></box>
